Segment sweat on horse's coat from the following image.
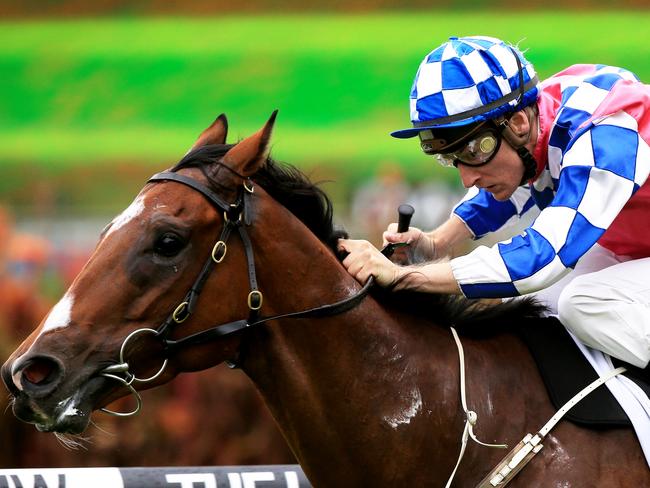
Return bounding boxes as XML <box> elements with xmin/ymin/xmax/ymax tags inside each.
<box><xmin>383</xmin><ymin>387</ymin><xmax>423</xmax><ymax>429</ymax></box>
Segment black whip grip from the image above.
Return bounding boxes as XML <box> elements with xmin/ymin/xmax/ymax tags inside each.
<box><xmin>397</xmin><ymin>204</ymin><xmax>415</xmax><ymax>233</ymax></box>
<box><xmin>380</xmin><ymin>204</ymin><xmax>415</xmax><ymax>258</ymax></box>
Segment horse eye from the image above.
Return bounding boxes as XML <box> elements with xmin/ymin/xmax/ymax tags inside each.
<box><xmin>153</xmin><ymin>233</ymin><xmax>186</xmax><ymax>257</ymax></box>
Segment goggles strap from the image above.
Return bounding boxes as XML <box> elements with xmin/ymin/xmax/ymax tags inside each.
<box><xmin>498</xmin><ymin>106</ymin><xmax>539</xmax><ymax>185</ymax></box>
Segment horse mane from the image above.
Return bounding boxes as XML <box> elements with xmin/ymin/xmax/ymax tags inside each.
<box><xmin>173</xmin><ymin>144</ymin><xmax>545</xmax><ymax>335</ymax></box>
<box><xmin>374</xmin><ymin>287</ymin><xmax>546</xmax><ymax>336</ymax></box>
<box><xmin>173</xmin><ymin>144</ymin><xmax>346</xmax><ymax>251</ymax></box>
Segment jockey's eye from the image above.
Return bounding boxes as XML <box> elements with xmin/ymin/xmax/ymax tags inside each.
<box><xmin>153</xmin><ymin>233</ymin><xmax>186</xmax><ymax>257</ymax></box>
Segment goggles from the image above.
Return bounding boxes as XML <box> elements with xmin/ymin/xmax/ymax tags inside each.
<box><xmin>419</xmin><ymin>126</ymin><xmax>501</xmax><ymax>168</ymax></box>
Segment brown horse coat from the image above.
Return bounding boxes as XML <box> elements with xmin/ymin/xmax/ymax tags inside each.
<box><xmin>3</xmin><ymin>114</ymin><xmax>649</xmax><ymax>487</ymax></box>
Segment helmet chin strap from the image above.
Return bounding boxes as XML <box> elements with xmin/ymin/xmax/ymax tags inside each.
<box><xmin>498</xmin><ymin>105</ymin><xmax>539</xmax><ymax>186</ymax></box>
<box><xmin>514</xmin><ymin>145</ymin><xmax>538</xmax><ymax>185</ymax></box>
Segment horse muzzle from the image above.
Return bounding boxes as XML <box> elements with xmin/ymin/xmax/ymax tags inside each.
<box><xmin>8</xmin><ymin>377</ymin><xmax>105</xmax><ymax>434</ymax></box>
<box><xmin>2</xmin><ymin>354</ymin><xmax>108</xmax><ymax>434</ymax></box>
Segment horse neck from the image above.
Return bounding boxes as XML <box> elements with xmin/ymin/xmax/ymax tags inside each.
<box><xmin>239</xmin><ymin>210</ymin><xmax>459</xmax><ymax>483</ymax></box>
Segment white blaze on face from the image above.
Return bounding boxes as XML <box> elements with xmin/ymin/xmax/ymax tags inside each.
<box><xmin>11</xmin><ymin>292</ymin><xmax>75</xmax><ymax>391</ymax></box>
<box><xmin>106</xmin><ymin>194</ymin><xmax>146</xmax><ymax>237</ymax></box>
<box><xmin>41</xmin><ymin>292</ymin><xmax>74</xmax><ymax>334</ymax></box>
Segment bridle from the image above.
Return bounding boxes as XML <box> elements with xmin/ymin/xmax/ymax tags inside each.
<box><xmin>99</xmin><ymin>167</ymin><xmax>374</xmax><ymax>416</ymax></box>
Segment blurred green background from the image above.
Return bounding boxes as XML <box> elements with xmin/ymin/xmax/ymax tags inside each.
<box><xmin>1</xmin><ymin>4</ymin><xmax>650</xmax><ymax>470</ymax></box>
<box><xmin>2</xmin><ymin>11</ymin><xmax>650</xmax><ymax>216</ymax></box>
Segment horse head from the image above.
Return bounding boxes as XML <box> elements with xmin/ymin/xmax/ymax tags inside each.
<box><xmin>1</xmin><ymin>111</ymin><xmax>324</xmax><ymax>434</ymax></box>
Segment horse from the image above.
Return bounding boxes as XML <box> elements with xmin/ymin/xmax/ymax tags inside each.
<box><xmin>2</xmin><ymin>112</ymin><xmax>648</xmax><ymax>487</ymax></box>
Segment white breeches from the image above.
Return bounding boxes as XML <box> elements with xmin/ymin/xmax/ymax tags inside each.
<box><xmin>530</xmin><ymin>243</ymin><xmax>650</xmax><ymax>368</ymax></box>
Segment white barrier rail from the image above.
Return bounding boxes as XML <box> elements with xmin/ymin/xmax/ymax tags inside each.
<box><xmin>0</xmin><ymin>465</ymin><xmax>311</xmax><ymax>488</ymax></box>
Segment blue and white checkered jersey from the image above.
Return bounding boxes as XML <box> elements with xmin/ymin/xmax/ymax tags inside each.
<box><xmin>450</xmin><ymin>64</ymin><xmax>650</xmax><ymax>298</ymax></box>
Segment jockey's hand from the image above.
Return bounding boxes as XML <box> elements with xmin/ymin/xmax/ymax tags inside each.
<box><xmin>337</xmin><ymin>239</ymin><xmax>401</xmax><ymax>287</ymax></box>
<box><xmin>382</xmin><ymin>224</ymin><xmax>436</xmax><ymax>265</ymax></box>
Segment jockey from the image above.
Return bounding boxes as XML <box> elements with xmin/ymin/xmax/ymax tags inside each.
<box><xmin>338</xmin><ymin>35</ymin><xmax>650</xmax><ymax>369</ymax></box>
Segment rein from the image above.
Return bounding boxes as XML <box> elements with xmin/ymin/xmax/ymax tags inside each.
<box><xmin>99</xmin><ymin>169</ymin><xmax>373</xmax><ymax>416</ymax></box>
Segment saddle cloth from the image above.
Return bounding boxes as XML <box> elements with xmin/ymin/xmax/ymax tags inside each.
<box><xmin>519</xmin><ymin>316</ymin><xmax>650</xmax><ymax>467</ymax></box>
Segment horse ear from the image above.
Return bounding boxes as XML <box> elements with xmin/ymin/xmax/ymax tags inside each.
<box><xmin>187</xmin><ymin>113</ymin><xmax>229</xmax><ymax>153</ymax></box>
<box><xmin>223</xmin><ymin>110</ymin><xmax>277</xmax><ymax>176</ymax></box>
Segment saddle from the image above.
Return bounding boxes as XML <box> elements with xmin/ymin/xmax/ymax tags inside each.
<box><xmin>519</xmin><ymin>316</ymin><xmax>650</xmax><ymax>427</ymax></box>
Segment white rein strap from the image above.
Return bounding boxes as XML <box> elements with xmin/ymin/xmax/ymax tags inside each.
<box><xmin>445</xmin><ymin>327</ymin><xmax>508</xmax><ymax>488</ymax></box>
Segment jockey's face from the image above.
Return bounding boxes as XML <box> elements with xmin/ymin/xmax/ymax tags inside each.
<box><xmin>456</xmin><ymin>137</ymin><xmax>525</xmax><ymax>201</ymax></box>
<box><xmin>456</xmin><ymin>110</ymin><xmax>536</xmax><ymax>201</ymax></box>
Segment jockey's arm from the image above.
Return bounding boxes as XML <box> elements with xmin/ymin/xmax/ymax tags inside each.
<box><xmin>428</xmin><ymin>214</ymin><xmax>474</xmax><ymax>256</ymax></box>
<box><xmin>393</xmin><ymin>260</ymin><xmax>461</xmax><ymax>294</ymax></box>
<box><xmin>338</xmin><ymin>238</ymin><xmax>461</xmax><ymax>294</ymax></box>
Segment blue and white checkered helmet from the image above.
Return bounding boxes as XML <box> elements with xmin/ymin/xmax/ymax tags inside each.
<box><xmin>391</xmin><ymin>36</ymin><xmax>539</xmax><ymax>139</ymax></box>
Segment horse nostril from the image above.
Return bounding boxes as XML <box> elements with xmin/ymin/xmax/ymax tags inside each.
<box><xmin>23</xmin><ymin>359</ymin><xmax>56</xmax><ymax>385</ymax></box>
<box><xmin>15</xmin><ymin>356</ymin><xmax>64</xmax><ymax>394</ymax></box>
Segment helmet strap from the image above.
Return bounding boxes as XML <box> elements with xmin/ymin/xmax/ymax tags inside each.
<box><xmin>497</xmin><ymin>106</ymin><xmax>539</xmax><ymax>185</ymax></box>
<box><xmin>515</xmin><ymin>146</ymin><xmax>538</xmax><ymax>185</ymax></box>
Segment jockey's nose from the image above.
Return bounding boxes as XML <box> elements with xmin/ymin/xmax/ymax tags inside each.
<box><xmin>457</xmin><ymin>164</ymin><xmax>482</xmax><ymax>188</ymax></box>
<box><xmin>7</xmin><ymin>354</ymin><xmax>65</xmax><ymax>398</ymax></box>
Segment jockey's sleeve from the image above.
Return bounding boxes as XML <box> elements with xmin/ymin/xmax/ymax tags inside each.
<box><xmin>450</xmin><ymin>119</ymin><xmax>650</xmax><ymax>298</ymax></box>
<box><xmin>452</xmin><ymin>185</ymin><xmax>536</xmax><ymax>238</ymax></box>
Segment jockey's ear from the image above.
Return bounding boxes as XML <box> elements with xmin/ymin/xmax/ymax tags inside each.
<box><xmin>507</xmin><ymin>109</ymin><xmax>531</xmax><ymax>137</ymax></box>
<box><xmin>223</xmin><ymin>110</ymin><xmax>277</xmax><ymax>177</ymax></box>
<box><xmin>187</xmin><ymin>113</ymin><xmax>229</xmax><ymax>153</ymax></box>
<box><xmin>500</xmin><ymin>107</ymin><xmax>536</xmax><ymax>149</ymax></box>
